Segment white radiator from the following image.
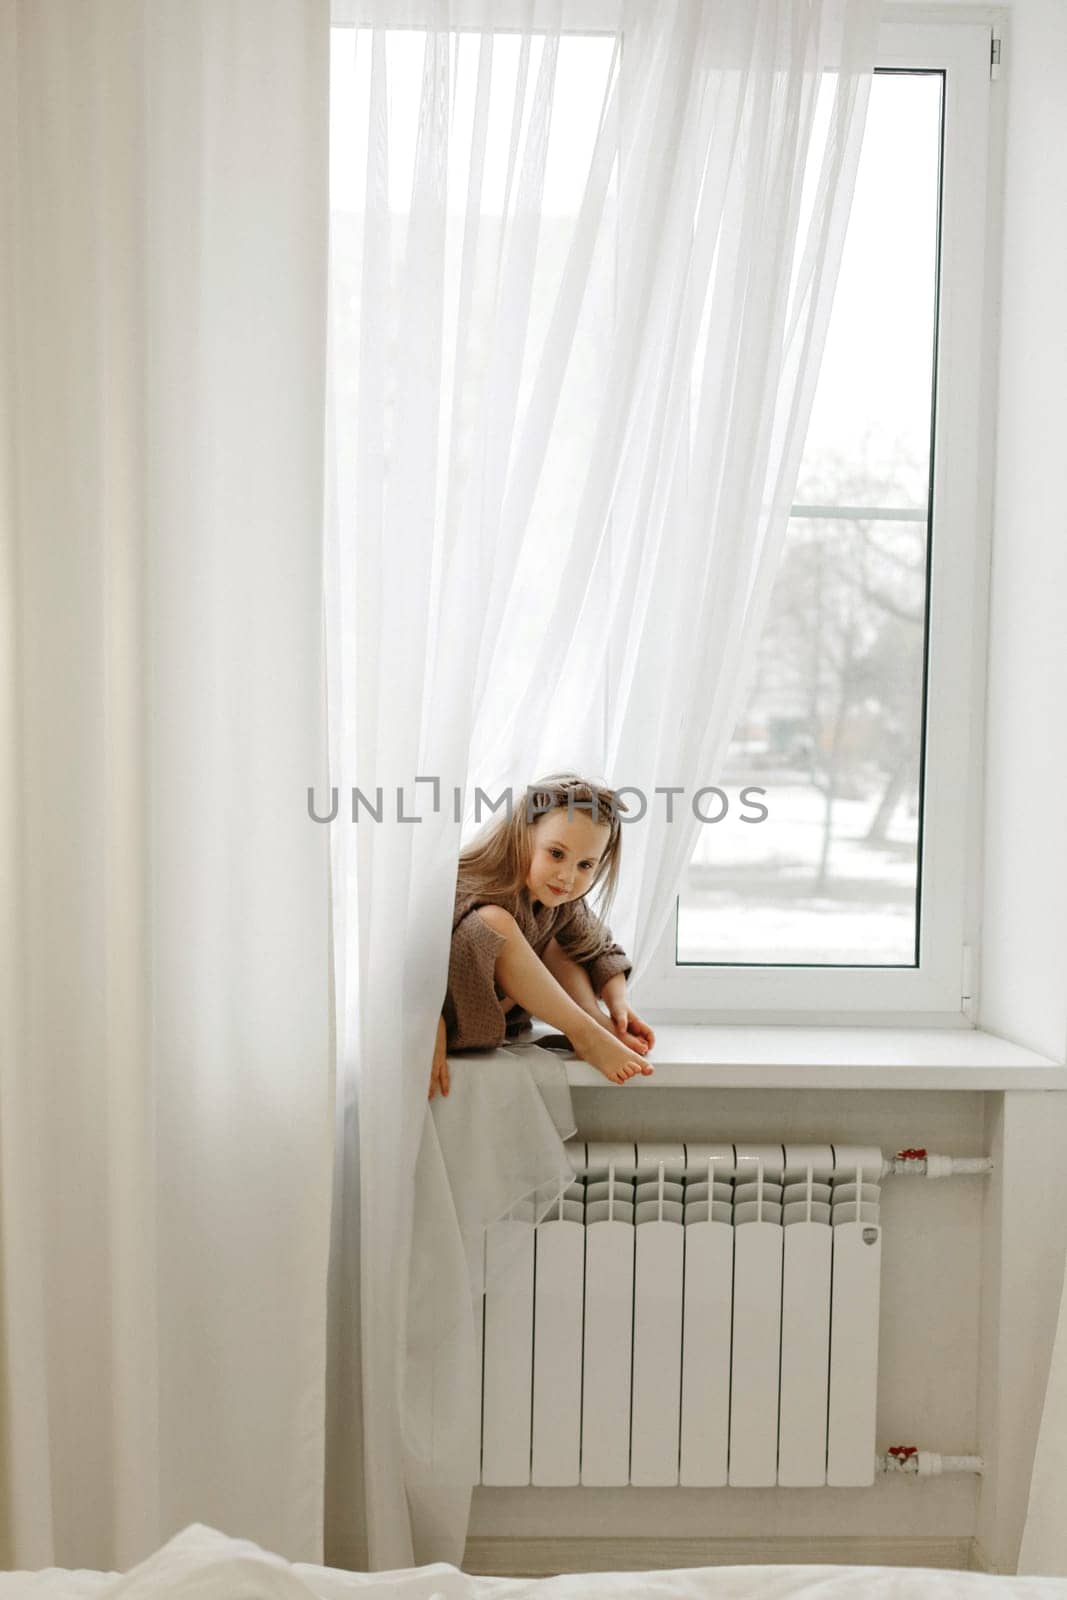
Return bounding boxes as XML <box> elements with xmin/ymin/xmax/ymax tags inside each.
<box><xmin>479</xmin><ymin>1141</ymin><xmax>884</xmax><ymax>1489</ymax></box>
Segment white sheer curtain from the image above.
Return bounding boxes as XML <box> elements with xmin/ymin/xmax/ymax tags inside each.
<box><xmin>325</xmin><ymin>0</ymin><xmax>876</xmax><ymax>1572</ymax></box>
<box><xmin>1</xmin><ymin>0</ymin><xmax>332</xmax><ymax>1572</ymax></box>
<box><xmin>468</xmin><ymin>0</ymin><xmax>878</xmax><ymax>974</ymax></box>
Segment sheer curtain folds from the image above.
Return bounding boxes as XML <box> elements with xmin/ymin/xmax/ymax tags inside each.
<box><xmin>325</xmin><ymin>0</ymin><xmax>875</xmax><ymax>1570</ymax></box>
<box><xmin>325</xmin><ymin>4</ymin><xmax>613</xmax><ymax>1569</ymax></box>
<box><xmin>467</xmin><ymin>0</ymin><xmax>879</xmax><ymax>976</ymax></box>
<box><xmin>1</xmin><ymin>0</ymin><xmax>332</xmax><ymax>1570</ymax></box>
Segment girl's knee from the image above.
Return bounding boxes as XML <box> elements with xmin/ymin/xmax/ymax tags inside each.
<box><xmin>476</xmin><ymin>904</ymin><xmax>519</xmax><ymax>938</ymax></box>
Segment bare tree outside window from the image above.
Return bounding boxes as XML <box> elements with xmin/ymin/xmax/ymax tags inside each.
<box><xmin>678</xmin><ymin>70</ymin><xmax>941</xmax><ymax>967</ymax></box>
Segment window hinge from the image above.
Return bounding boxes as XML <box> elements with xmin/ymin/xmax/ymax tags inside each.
<box><xmin>961</xmin><ymin>943</ymin><xmax>975</xmax><ymax>1006</ymax></box>
<box><xmin>990</xmin><ymin>28</ymin><xmax>1002</xmax><ymax>81</ymax></box>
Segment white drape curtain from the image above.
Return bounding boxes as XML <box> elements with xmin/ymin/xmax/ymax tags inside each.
<box><xmin>1</xmin><ymin>0</ymin><xmax>332</xmax><ymax>1572</ymax></box>
<box><xmin>325</xmin><ymin>0</ymin><xmax>876</xmax><ymax>1571</ymax></box>
<box><xmin>2</xmin><ymin>0</ymin><xmax>876</xmax><ymax>1575</ymax></box>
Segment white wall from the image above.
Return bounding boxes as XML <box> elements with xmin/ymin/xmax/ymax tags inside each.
<box><xmin>470</xmin><ymin>6</ymin><xmax>1067</xmax><ymax>1565</ymax></box>
<box><xmin>975</xmin><ymin>0</ymin><xmax>1067</xmax><ymax>1569</ymax></box>
<box><xmin>978</xmin><ymin>0</ymin><xmax>1067</xmax><ymax>1061</ymax></box>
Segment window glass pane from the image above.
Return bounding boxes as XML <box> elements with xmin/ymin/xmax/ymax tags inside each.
<box><xmin>677</xmin><ymin>71</ymin><xmax>942</xmax><ymax>968</ymax></box>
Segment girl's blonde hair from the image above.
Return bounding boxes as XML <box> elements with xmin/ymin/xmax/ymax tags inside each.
<box><xmin>456</xmin><ymin>773</ymin><xmax>627</xmax><ymax>962</ymax></box>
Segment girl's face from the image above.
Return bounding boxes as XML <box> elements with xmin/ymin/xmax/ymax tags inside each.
<box><xmin>526</xmin><ymin>809</ymin><xmax>611</xmax><ymax>908</ymax></box>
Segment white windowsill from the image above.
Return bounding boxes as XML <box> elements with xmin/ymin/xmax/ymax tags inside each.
<box><xmin>559</xmin><ymin>1024</ymin><xmax>1067</xmax><ymax>1091</ymax></box>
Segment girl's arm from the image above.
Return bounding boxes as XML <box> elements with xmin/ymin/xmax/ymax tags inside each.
<box><xmin>545</xmin><ymin>938</ymin><xmax>655</xmax><ymax>1055</ymax></box>
<box><xmin>599</xmin><ymin>971</ymin><xmax>656</xmax><ymax>1054</ymax></box>
<box><xmin>554</xmin><ymin>901</ymin><xmax>654</xmax><ymax>1051</ymax></box>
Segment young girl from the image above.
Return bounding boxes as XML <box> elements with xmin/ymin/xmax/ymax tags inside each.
<box><xmin>430</xmin><ymin>774</ymin><xmax>656</xmax><ymax>1098</ymax></box>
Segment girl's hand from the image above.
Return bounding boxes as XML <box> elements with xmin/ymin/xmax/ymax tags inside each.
<box><xmin>606</xmin><ymin>1001</ymin><xmax>656</xmax><ymax>1056</ymax></box>
<box><xmin>429</xmin><ymin>1016</ymin><xmax>450</xmax><ymax>1100</ymax></box>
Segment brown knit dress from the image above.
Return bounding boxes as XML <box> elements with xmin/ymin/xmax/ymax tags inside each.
<box><xmin>443</xmin><ymin>883</ymin><xmax>632</xmax><ymax>1052</ymax></box>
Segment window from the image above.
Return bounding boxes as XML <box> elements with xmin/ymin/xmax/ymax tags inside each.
<box><xmin>330</xmin><ymin>11</ymin><xmax>1000</xmax><ymax>1024</ymax></box>
<box><xmin>642</xmin><ymin>21</ymin><xmax>997</xmax><ymax>1021</ymax></box>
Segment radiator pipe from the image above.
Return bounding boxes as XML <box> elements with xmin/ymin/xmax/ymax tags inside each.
<box><xmin>879</xmin><ymin>1448</ymin><xmax>984</xmax><ymax>1476</ymax></box>
<box><xmin>569</xmin><ymin>1144</ymin><xmax>993</xmax><ymax>1180</ymax></box>
<box><xmin>883</xmin><ymin>1151</ymin><xmax>993</xmax><ymax>1178</ymax></box>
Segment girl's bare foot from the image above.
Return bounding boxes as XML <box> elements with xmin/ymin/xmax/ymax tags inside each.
<box><xmin>573</xmin><ymin>1019</ymin><xmax>655</xmax><ymax>1084</ymax></box>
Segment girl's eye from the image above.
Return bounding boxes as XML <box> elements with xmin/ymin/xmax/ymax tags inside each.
<box><xmin>549</xmin><ymin>848</ymin><xmax>563</xmax><ymax>859</ymax></box>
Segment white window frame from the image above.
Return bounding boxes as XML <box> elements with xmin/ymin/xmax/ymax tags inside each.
<box><xmin>638</xmin><ymin>13</ymin><xmax>1001</xmax><ymax>1027</ymax></box>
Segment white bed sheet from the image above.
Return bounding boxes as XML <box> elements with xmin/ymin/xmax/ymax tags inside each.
<box><xmin>4</xmin><ymin>1524</ymin><xmax>1067</xmax><ymax>1600</ymax></box>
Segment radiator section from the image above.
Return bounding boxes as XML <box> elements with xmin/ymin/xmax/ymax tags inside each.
<box><xmin>479</xmin><ymin>1142</ymin><xmax>886</xmax><ymax>1488</ymax></box>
